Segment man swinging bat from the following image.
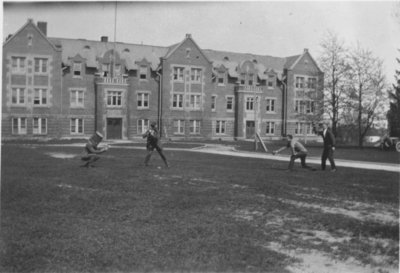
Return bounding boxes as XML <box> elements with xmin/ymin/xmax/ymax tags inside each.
<box><xmin>142</xmin><ymin>121</ymin><xmax>169</xmax><ymax>168</ymax></box>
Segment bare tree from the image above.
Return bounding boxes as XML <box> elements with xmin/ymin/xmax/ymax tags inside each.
<box><xmin>387</xmin><ymin>50</ymin><xmax>400</xmax><ymax>137</ymax></box>
<box><xmin>318</xmin><ymin>30</ymin><xmax>350</xmax><ymax>136</ymax></box>
<box><xmin>346</xmin><ymin>44</ymin><xmax>387</xmax><ymax>147</ymax></box>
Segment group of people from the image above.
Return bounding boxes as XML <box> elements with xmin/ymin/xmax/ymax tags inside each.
<box><xmin>80</xmin><ymin>121</ymin><xmax>337</xmax><ymax>173</ymax></box>
<box><xmin>272</xmin><ymin>122</ymin><xmax>337</xmax><ymax>172</ymax></box>
<box><xmin>81</xmin><ymin>121</ymin><xmax>168</xmax><ymax>168</ymax></box>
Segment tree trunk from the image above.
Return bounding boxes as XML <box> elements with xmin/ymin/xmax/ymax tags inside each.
<box><xmin>358</xmin><ymin>85</ymin><xmax>363</xmax><ymax>148</ymax></box>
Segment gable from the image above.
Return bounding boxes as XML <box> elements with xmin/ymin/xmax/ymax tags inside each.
<box><xmin>164</xmin><ymin>35</ymin><xmax>211</xmax><ymax>66</ymax></box>
<box><xmin>4</xmin><ymin>20</ymin><xmax>58</xmax><ymax>53</ymax></box>
<box><xmin>291</xmin><ymin>52</ymin><xmax>322</xmax><ymax>74</ymax></box>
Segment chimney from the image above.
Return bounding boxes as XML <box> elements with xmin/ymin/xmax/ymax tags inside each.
<box><xmin>304</xmin><ymin>48</ymin><xmax>308</xmax><ymax>53</ymax></box>
<box><xmin>37</xmin><ymin>21</ymin><xmax>47</xmax><ymax>36</ymax></box>
<box><xmin>101</xmin><ymin>36</ymin><xmax>108</xmax><ymax>42</ymax></box>
<box><xmin>185</xmin><ymin>34</ymin><xmax>191</xmax><ymax>39</ymax></box>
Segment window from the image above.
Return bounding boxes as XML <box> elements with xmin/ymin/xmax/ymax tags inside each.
<box><xmin>33</xmin><ymin>118</ymin><xmax>47</xmax><ymax>135</ymax></box>
<box><xmin>107</xmin><ymin>91</ymin><xmax>122</xmax><ymax>106</ymax></box>
<box><xmin>70</xmin><ymin>118</ymin><xmax>84</xmax><ymax>134</ymax></box>
<box><xmin>211</xmin><ymin>95</ymin><xmax>216</xmax><ymax>111</ymax></box>
<box><xmin>265</xmin><ymin>99</ymin><xmax>275</xmax><ymax>113</ymax></box>
<box><xmin>189</xmin><ymin>120</ymin><xmax>201</xmax><ymax>134</ymax></box>
<box><xmin>191</xmin><ymin>68</ymin><xmax>202</xmax><ymax>83</ymax></box>
<box><xmin>216</xmin><ymin>120</ymin><xmax>226</xmax><ymax>135</ymax></box>
<box><xmin>217</xmin><ymin>72</ymin><xmax>225</xmax><ymax>85</ymax></box>
<box><xmin>265</xmin><ymin>121</ymin><xmax>275</xmax><ymax>135</ymax></box>
<box><xmin>226</xmin><ymin>96</ymin><xmax>234</xmax><ymax>111</ymax></box>
<box><xmin>139</xmin><ymin>66</ymin><xmax>147</xmax><ymax>80</ymax></box>
<box><xmin>34</xmin><ymin>58</ymin><xmax>48</xmax><ymax>73</ymax></box>
<box><xmin>295</xmin><ymin>100</ymin><xmax>314</xmax><ymax>114</ymax></box>
<box><xmin>173</xmin><ymin>67</ymin><xmax>184</xmax><ymax>81</ymax></box>
<box><xmin>305</xmin><ymin>123</ymin><xmax>313</xmax><ymax>135</ymax></box>
<box><xmin>173</xmin><ymin>120</ymin><xmax>185</xmax><ymax>134</ymax></box>
<box><xmin>267</xmin><ymin>75</ymin><xmax>275</xmax><ymax>88</ymax></box>
<box><xmin>114</xmin><ymin>64</ymin><xmax>121</xmax><ymax>76</ymax></box>
<box><xmin>248</xmin><ymin>74</ymin><xmax>254</xmax><ymax>86</ymax></box>
<box><xmin>305</xmin><ymin>101</ymin><xmax>315</xmax><ymax>113</ymax></box>
<box><xmin>34</xmin><ymin>89</ymin><xmax>47</xmax><ymax>105</ymax></box>
<box><xmin>307</xmin><ymin>78</ymin><xmax>317</xmax><ymax>89</ymax></box>
<box><xmin>295</xmin><ymin>100</ymin><xmax>303</xmax><ymax>113</ymax></box>
<box><xmin>240</xmin><ymin>76</ymin><xmax>245</xmax><ymax>85</ymax></box>
<box><xmin>12</xmin><ymin>88</ymin><xmax>25</xmax><ymax>105</ymax></box>
<box><xmin>295</xmin><ymin>122</ymin><xmax>303</xmax><ymax>135</ymax></box>
<box><xmin>12</xmin><ymin>117</ymin><xmax>27</xmax><ymax>135</ymax></box>
<box><xmin>295</xmin><ymin>77</ymin><xmax>305</xmax><ymax>89</ymax></box>
<box><xmin>173</xmin><ymin>94</ymin><xmax>184</xmax><ymax>109</ymax></box>
<box><xmin>102</xmin><ymin>64</ymin><xmax>110</xmax><ymax>76</ymax></box>
<box><xmin>189</xmin><ymin>95</ymin><xmax>201</xmax><ymax>110</ymax></box>
<box><xmin>70</xmin><ymin>89</ymin><xmax>84</xmax><ymax>107</ymax></box>
<box><xmin>137</xmin><ymin>92</ymin><xmax>149</xmax><ymax>109</ymax></box>
<box><xmin>11</xmin><ymin>57</ymin><xmax>26</xmax><ymax>73</ymax></box>
<box><xmin>246</xmin><ymin>97</ymin><xmax>255</xmax><ymax>111</ymax></box>
<box><xmin>295</xmin><ymin>122</ymin><xmax>313</xmax><ymax>135</ymax></box>
<box><xmin>73</xmin><ymin>62</ymin><xmax>82</xmax><ymax>77</ymax></box>
<box><xmin>137</xmin><ymin>119</ymin><xmax>149</xmax><ymax>134</ymax></box>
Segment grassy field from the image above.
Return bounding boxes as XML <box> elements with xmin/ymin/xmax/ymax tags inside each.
<box><xmin>1</xmin><ymin>143</ymin><xmax>399</xmax><ymax>273</ymax></box>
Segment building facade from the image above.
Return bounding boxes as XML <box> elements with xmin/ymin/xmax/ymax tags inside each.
<box><xmin>2</xmin><ymin>19</ymin><xmax>324</xmax><ymax>141</ymax></box>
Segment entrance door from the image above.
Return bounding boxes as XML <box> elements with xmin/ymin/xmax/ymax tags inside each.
<box><xmin>246</xmin><ymin>121</ymin><xmax>255</xmax><ymax>139</ymax></box>
<box><xmin>107</xmin><ymin>118</ymin><xmax>122</xmax><ymax>139</ymax></box>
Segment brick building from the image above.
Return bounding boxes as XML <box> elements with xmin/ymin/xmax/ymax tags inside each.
<box><xmin>2</xmin><ymin>19</ymin><xmax>324</xmax><ymax>141</ymax></box>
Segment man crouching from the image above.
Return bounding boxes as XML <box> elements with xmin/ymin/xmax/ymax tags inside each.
<box><xmin>272</xmin><ymin>134</ymin><xmax>315</xmax><ymax>171</ymax></box>
<box><xmin>81</xmin><ymin>131</ymin><xmax>108</xmax><ymax>168</ymax></box>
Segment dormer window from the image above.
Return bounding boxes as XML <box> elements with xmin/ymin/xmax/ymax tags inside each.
<box><xmin>248</xmin><ymin>74</ymin><xmax>254</xmax><ymax>86</ymax></box>
<box><xmin>102</xmin><ymin>64</ymin><xmax>109</xmax><ymax>76</ymax></box>
<box><xmin>217</xmin><ymin>72</ymin><xmax>226</xmax><ymax>85</ymax></box>
<box><xmin>267</xmin><ymin>75</ymin><xmax>275</xmax><ymax>88</ymax></box>
<box><xmin>73</xmin><ymin>62</ymin><xmax>82</xmax><ymax>77</ymax></box>
<box><xmin>139</xmin><ymin>65</ymin><xmax>148</xmax><ymax>80</ymax></box>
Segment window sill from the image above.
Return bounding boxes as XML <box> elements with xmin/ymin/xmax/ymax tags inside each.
<box><xmin>11</xmin><ymin>104</ymin><xmax>27</xmax><ymax>107</ymax></box>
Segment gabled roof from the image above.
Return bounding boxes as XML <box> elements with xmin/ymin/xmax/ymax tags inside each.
<box><xmin>284</xmin><ymin>50</ymin><xmax>322</xmax><ymax>73</ymax></box>
<box><xmin>48</xmin><ymin>37</ymin><xmax>169</xmax><ymax>70</ymax></box>
<box><xmin>164</xmin><ymin>34</ymin><xmax>212</xmax><ymax>64</ymax></box>
<box><xmin>284</xmin><ymin>55</ymin><xmax>301</xmax><ymax>70</ymax></box>
<box><xmin>4</xmin><ymin>19</ymin><xmax>60</xmax><ymax>51</ymax></box>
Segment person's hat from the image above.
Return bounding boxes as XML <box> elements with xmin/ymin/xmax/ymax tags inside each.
<box><xmin>90</xmin><ymin>131</ymin><xmax>103</xmax><ymax>144</ymax></box>
<box><xmin>150</xmin><ymin>121</ymin><xmax>157</xmax><ymax>127</ymax></box>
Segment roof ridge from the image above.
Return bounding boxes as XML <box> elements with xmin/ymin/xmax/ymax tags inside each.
<box><xmin>48</xmin><ymin>36</ymin><xmax>170</xmax><ymax>49</ymax></box>
<box><xmin>203</xmin><ymin>48</ymin><xmax>286</xmax><ymax>60</ymax></box>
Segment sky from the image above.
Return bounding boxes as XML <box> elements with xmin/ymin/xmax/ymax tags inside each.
<box><xmin>2</xmin><ymin>1</ymin><xmax>400</xmax><ymax>83</ymax></box>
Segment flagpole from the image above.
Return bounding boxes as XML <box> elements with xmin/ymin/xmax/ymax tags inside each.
<box><xmin>113</xmin><ymin>1</ymin><xmax>117</xmax><ymax>78</ymax></box>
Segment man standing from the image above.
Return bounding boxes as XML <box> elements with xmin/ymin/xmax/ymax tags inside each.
<box><xmin>143</xmin><ymin>121</ymin><xmax>169</xmax><ymax>168</ymax></box>
<box><xmin>318</xmin><ymin>122</ymin><xmax>337</xmax><ymax>172</ymax></box>
<box><xmin>272</xmin><ymin>135</ymin><xmax>314</xmax><ymax>171</ymax></box>
<box><xmin>81</xmin><ymin>131</ymin><xmax>108</xmax><ymax>168</ymax></box>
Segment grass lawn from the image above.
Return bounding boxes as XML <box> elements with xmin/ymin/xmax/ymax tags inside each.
<box><xmin>1</xmin><ymin>143</ymin><xmax>399</xmax><ymax>273</ymax></box>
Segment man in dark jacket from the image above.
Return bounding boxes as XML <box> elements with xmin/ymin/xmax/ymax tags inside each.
<box><xmin>318</xmin><ymin>122</ymin><xmax>337</xmax><ymax>172</ymax></box>
<box><xmin>143</xmin><ymin>121</ymin><xmax>169</xmax><ymax>168</ymax></box>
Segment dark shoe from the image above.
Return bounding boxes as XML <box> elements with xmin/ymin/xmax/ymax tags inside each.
<box><xmin>331</xmin><ymin>169</ymin><xmax>337</xmax><ymax>172</ymax></box>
